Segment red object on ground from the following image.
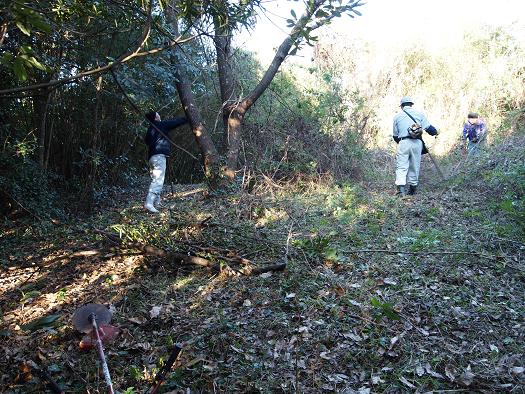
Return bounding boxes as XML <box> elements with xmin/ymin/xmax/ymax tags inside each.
<box><xmin>79</xmin><ymin>324</ymin><xmax>121</xmax><ymax>350</ymax></box>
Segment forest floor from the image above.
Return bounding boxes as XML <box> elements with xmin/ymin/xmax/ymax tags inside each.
<box><xmin>1</xmin><ymin>136</ymin><xmax>524</xmax><ymax>393</ymax></box>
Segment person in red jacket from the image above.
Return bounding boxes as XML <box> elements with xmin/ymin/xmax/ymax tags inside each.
<box><xmin>143</xmin><ymin>111</ymin><xmax>188</xmax><ymax>213</ymax></box>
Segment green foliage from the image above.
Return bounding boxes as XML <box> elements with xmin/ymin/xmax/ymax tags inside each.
<box><xmin>492</xmin><ymin>162</ymin><xmax>525</xmax><ymax>240</ymax></box>
<box><xmin>324</xmin><ymin>184</ymin><xmax>359</xmax><ymax>223</ymax></box>
<box><xmin>0</xmin><ymin>46</ymin><xmax>49</xmax><ymax>81</ymax></box>
<box><xmin>241</xmin><ymin>59</ymin><xmax>367</xmax><ymax>180</ymax></box>
<box><xmin>9</xmin><ymin>1</ymin><xmax>51</xmax><ymax>34</ymax></box>
<box><xmin>56</xmin><ymin>288</ymin><xmax>67</xmax><ymax>301</ymax></box>
<box><xmin>0</xmin><ymin>0</ymin><xmax>188</xmax><ymax>209</ymax></box>
<box><xmin>110</xmin><ymin>222</ymin><xmax>157</xmax><ymax>244</ymax></box>
<box><xmin>288</xmin><ymin>0</ymin><xmax>364</xmax><ymax>48</ymax></box>
<box><xmin>397</xmin><ymin>229</ymin><xmax>442</xmax><ymax>252</ymax></box>
<box><xmin>370</xmin><ymin>297</ymin><xmax>400</xmax><ymax>321</ymax></box>
<box><xmin>292</xmin><ymin>232</ymin><xmax>347</xmax><ymax>263</ymax></box>
<box><xmin>20</xmin><ymin>290</ymin><xmax>41</xmax><ymax>302</ymax></box>
<box><xmin>0</xmin><ymin>0</ymin><xmax>367</xmax><ymax>212</ymax></box>
<box><xmin>293</xmin><ymin>234</ymin><xmax>331</xmax><ymax>259</ymax></box>
<box><xmin>129</xmin><ymin>366</ymin><xmax>143</xmax><ymax>382</ymax></box>
<box><xmin>0</xmin><ymin>144</ymin><xmax>65</xmax><ymax>220</ymax></box>
<box><xmin>175</xmin><ymin>0</ymin><xmax>260</xmax><ymax>31</ymax></box>
<box><xmin>463</xmin><ymin>208</ymin><xmax>483</xmax><ymax>219</ymax></box>
<box><xmin>309</xmin><ymin>24</ymin><xmax>525</xmax><ymax>161</ymax></box>
<box><xmin>20</xmin><ymin>314</ymin><xmax>61</xmax><ymax>331</ymax></box>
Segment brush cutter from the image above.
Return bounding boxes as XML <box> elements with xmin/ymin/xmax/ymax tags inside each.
<box><xmin>72</xmin><ymin>304</ymin><xmax>115</xmax><ymax>394</ymax></box>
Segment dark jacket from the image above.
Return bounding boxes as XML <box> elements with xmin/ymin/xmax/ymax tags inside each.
<box><xmin>144</xmin><ymin>117</ymin><xmax>188</xmax><ymax>159</ymax></box>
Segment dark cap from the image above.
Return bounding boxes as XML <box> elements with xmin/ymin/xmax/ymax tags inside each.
<box><xmin>467</xmin><ymin>112</ymin><xmax>479</xmax><ymax>119</ymax></box>
<box><xmin>145</xmin><ymin>111</ymin><xmax>157</xmax><ymax>123</ymax></box>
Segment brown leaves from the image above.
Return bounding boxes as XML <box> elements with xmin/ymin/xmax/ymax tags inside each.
<box><xmin>14</xmin><ymin>362</ymin><xmax>32</xmax><ymax>384</ymax></box>
<box><xmin>2</xmin><ymin>161</ymin><xmax>525</xmax><ymax>393</ymax></box>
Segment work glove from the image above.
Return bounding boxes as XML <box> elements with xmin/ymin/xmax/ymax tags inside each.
<box><xmin>393</xmin><ymin>136</ymin><xmax>400</xmax><ymax>144</ymax></box>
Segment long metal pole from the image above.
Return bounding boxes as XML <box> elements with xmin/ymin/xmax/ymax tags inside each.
<box><xmin>422</xmin><ymin>140</ymin><xmax>446</xmax><ymax>181</ymax></box>
<box><xmin>90</xmin><ymin>313</ymin><xmax>115</xmax><ymax>394</ymax></box>
<box><xmin>426</xmin><ymin>150</ymin><xmax>446</xmax><ymax>181</ymax></box>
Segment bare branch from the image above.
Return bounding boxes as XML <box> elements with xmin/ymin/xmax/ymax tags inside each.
<box><xmin>238</xmin><ymin>2</ymin><xmax>319</xmax><ymax>111</ymax></box>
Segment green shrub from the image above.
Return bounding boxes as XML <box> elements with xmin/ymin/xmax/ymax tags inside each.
<box><xmin>0</xmin><ymin>146</ymin><xmax>64</xmax><ymax>220</ymax></box>
<box><xmin>495</xmin><ymin>163</ymin><xmax>525</xmax><ymax>240</ymax></box>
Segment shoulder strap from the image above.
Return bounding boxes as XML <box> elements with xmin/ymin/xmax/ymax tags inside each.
<box><xmin>403</xmin><ymin>108</ymin><xmax>419</xmax><ymax>124</ymax></box>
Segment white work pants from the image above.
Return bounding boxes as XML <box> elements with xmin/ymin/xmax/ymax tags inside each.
<box><xmin>395</xmin><ymin>139</ymin><xmax>422</xmax><ymax>186</ymax></box>
<box><xmin>147</xmin><ymin>154</ymin><xmax>167</xmax><ymax>196</ymax></box>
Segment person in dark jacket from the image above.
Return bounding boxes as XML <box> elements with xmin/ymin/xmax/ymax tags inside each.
<box><xmin>462</xmin><ymin>112</ymin><xmax>486</xmax><ymax>156</ymax></box>
<box><xmin>143</xmin><ymin>111</ymin><xmax>188</xmax><ymax>213</ymax></box>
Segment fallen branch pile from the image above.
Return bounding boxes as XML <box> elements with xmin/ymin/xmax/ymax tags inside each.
<box><xmin>95</xmin><ymin>229</ymin><xmax>287</xmax><ymax>276</ymax></box>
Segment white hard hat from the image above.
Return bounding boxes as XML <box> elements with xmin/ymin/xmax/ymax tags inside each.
<box><xmin>400</xmin><ymin>96</ymin><xmax>414</xmax><ymax>106</ymax></box>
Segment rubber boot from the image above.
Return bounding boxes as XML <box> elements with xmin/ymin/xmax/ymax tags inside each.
<box><xmin>397</xmin><ymin>185</ymin><xmax>407</xmax><ymax>197</ymax></box>
<box><xmin>154</xmin><ymin>194</ymin><xmax>163</xmax><ymax>208</ymax></box>
<box><xmin>144</xmin><ymin>192</ymin><xmax>159</xmax><ymax>213</ymax></box>
<box><xmin>408</xmin><ymin>185</ymin><xmax>417</xmax><ymax>195</ymax></box>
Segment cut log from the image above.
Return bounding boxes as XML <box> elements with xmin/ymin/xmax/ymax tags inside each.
<box><xmin>241</xmin><ymin>263</ymin><xmax>287</xmax><ymax>276</ymax></box>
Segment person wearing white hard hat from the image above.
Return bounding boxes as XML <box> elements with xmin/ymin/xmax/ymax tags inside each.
<box><xmin>392</xmin><ymin>97</ymin><xmax>439</xmax><ymax>196</ymax></box>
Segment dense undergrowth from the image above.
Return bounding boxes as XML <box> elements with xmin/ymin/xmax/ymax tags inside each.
<box><xmin>1</xmin><ymin>131</ymin><xmax>524</xmax><ymax>393</ymax></box>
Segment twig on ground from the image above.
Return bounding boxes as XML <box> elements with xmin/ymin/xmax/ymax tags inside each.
<box><xmin>346</xmin><ymin>248</ymin><xmax>525</xmax><ymax>273</ymax></box>
<box><xmin>492</xmin><ymin>236</ymin><xmax>525</xmax><ymax>247</ymax></box>
<box><xmin>344</xmin><ymin>248</ymin><xmax>500</xmax><ymax>261</ymax></box>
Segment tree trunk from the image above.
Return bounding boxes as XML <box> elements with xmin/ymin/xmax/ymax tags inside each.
<box><xmin>44</xmin><ymin>114</ymin><xmax>54</xmax><ymax>169</ymax></box>
<box><xmin>167</xmin><ymin>0</ymin><xmax>326</xmax><ymax>182</ymax></box>
<box><xmin>35</xmin><ymin>87</ymin><xmax>53</xmax><ymax>168</ymax></box>
<box><xmin>213</xmin><ymin>17</ymin><xmax>236</xmax><ymax>153</ymax></box>
<box><xmin>224</xmin><ymin>107</ymin><xmax>244</xmax><ymax>179</ymax></box>
<box><xmin>221</xmin><ymin>3</ymin><xmax>321</xmax><ymax>178</ymax></box>
<box><xmin>222</xmin><ymin>35</ymin><xmax>298</xmax><ymax>177</ymax></box>
<box><xmin>174</xmin><ymin>67</ymin><xmax>220</xmax><ymax>179</ymax></box>
<box><xmin>167</xmin><ymin>3</ymin><xmax>220</xmax><ymax>181</ymax></box>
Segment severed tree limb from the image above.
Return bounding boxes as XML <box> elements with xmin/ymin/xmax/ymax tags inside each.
<box><xmin>94</xmin><ymin>229</ymin><xmax>287</xmax><ymax>275</ymax></box>
<box><xmin>240</xmin><ymin>263</ymin><xmax>287</xmax><ymax>276</ymax></box>
<box><xmin>238</xmin><ymin>224</ymin><xmax>291</xmax><ymax>276</ymax></box>
<box><xmin>94</xmin><ymin>229</ymin><xmax>215</xmax><ymax>268</ymax></box>
<box><xmin>140</xmin><ymin>244</ymin><xmax>216</xmax><ymax>268</ymax></box>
